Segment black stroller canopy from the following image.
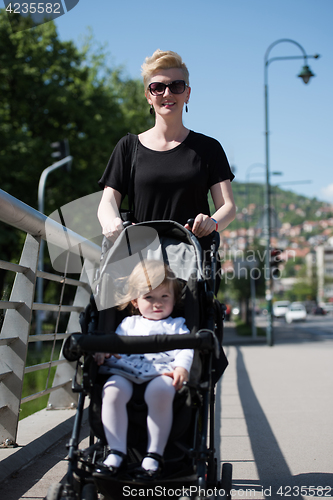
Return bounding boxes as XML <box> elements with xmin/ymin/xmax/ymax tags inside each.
<box><xmin>94</xmin><ymin>221</ymin><xmax>204</xmax><ymax>312</ymax></box>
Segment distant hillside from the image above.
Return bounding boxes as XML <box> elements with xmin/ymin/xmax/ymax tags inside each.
<box><xmin>223</xmin><ymin>182</ymin><xmax>333</xmax><ymax>230</ymax></box>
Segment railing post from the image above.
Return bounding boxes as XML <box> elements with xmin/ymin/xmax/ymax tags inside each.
<box><xmin>47</xmin><ymin>262</ymin><xmax>92</xmax><ymax>409</ymax></box>
<box><xmin>0</xmin><ymin>234</ymin><xmax>40</xmax><ymax>446</ymax></box>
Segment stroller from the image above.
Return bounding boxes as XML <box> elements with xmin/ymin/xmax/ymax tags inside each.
<box><xmin>47</xmin><ymin>220</ymin><xmax>233</xmax><ymax>500</ymax></box>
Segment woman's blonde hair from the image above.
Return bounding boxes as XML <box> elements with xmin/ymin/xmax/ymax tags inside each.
<box><xmin>141</xmin><ymin>49</ymin><xmax>190</xmax><ymax>90</ymax></box>
<box><xmin>118</xmin><ymin>259</ymin><xmax>182</xmax><ymax>313</ymax></box>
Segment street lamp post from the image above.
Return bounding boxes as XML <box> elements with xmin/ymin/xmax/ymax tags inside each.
<box><xmin>245</xmin><ymin>165</ymin><xmax>282</xmax><ymax>339</ymax></box>
<box><xmin>36</xmin><ymin>155</ymin><xmax>73</xmax><ymax>338</ymax></box>
<box><xmin>264</xmin><ymin>38</ymin><xmax>319</xmax><ymax>346</ymax></box>
<box><xmin>245</xmin><ymin>164</ymin><xmax>266</xmax><ymax>246</ymax></box>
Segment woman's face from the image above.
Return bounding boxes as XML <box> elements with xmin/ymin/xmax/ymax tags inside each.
<box><xmin>146</xmin><ymin>68</ymin><xmax>191</xmax><ymax>117</ymax></box>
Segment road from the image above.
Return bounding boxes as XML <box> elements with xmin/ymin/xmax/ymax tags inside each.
<box><xmin>280</xmin><ymin>315</ymin><xmax>333</xmax><ymax>337</ymax></box>
<box><xmin>256</xmin><ymin>314</ymin><xmax>333</xmax><ymax>343</ymax></box>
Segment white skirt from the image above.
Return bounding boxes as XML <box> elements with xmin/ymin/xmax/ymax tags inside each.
<box><xmin>99</xmin><ymin>351</ymin><xmax>175</xmax><ymax>384</ymax></box>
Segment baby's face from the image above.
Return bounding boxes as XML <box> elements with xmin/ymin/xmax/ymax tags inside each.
<box><xmin>132</xmin><ymin>283</ymin><xmax>175</xmax><ymax>321</ymax></box>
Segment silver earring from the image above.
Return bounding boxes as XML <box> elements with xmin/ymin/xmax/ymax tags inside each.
<box><xmin>150</xmin><ymin>105</ymin><xmax>154</xmax><ymax>115</ymax></box>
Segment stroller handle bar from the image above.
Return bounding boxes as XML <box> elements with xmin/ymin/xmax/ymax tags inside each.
<box><xmin>63</xmin><ymin>330</ymin><xmax>220</xmax><ymax>362</ymax></box>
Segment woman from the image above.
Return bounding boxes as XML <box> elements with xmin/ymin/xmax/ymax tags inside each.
<box><xmin>97</xmin><ymin>49</ymin><xmax>236</xmax><ymax>241</ymax></box>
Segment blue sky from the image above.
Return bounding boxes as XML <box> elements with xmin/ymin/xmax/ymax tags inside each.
<box><xmin>54</xmin><ymin>0</ymin><xmax>333</xmax><ymax>204</ymax></box>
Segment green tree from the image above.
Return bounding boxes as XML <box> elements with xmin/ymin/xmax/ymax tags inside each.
<box><xmin>227</xmin><ymin>182</ymin><xmax>333</xmax><ymax>233</ymax></box>
<box><xmin>0</xmin><ymin>11</ymin><xmax>153</xmax><ymax>292</ymax></box>
<box><xmin>283</xmin><ymin>256</ymin><xmax>304</xmax><ymax>277</ymax></box>
<box><xmin>286</xmin><ymin>279</ymin><xmax>317</xmax><ymax>302</ymax></box>
<box><xmin>284</xmin><ymin>260</ymin><xmax>317</xmax><ymax>302</ymax></box>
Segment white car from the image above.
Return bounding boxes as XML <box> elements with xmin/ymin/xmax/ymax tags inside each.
<box><xmin>285</xmin><ymin>302</ymin><xmax>307</xmax><ymax>323</ymax></box>
<box><xmin>273</xmin><ymin>301</ymin><xmax>290</xmax><ymax>318</ymax></box>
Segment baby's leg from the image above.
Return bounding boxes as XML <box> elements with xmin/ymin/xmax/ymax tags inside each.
<box><xmin>143</xmin><ymin>375</ymin><xmax>176</xmax><ymax>470</ymax></box>
<box><xmin>101</xmin><ymin>375</ymin><xmax>133</xmax><ymax>466</ymax></box>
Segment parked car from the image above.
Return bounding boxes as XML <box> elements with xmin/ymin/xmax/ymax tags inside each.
<box><xmin>312</xmin><ymin>306</ymin><xmax>326</xmax><ymax>316</ymax></box>
<box><xmin>285</xmin><ymin>302</ymin><xmax>307</xmax><ymax>323</ymax></box>
<box><xmin>273</xmin><ymin>300</ymin><xmax>290</xmax><ymax>318</ymax></box>
<box><xmin>321</xmin><ymin>303</ymin><xmax>333</xmax><ymax>314</ymax></box>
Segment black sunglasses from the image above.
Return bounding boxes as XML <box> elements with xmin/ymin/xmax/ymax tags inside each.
<box><xmin>148</xmin><ymin>80</ymin><xmax>188</xmax><ymax>96</ymax></box>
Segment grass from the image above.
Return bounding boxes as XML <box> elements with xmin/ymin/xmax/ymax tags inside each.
<box><xmin>19</xmin><ymin>343</ymin><xmax>61</xmax><ymax>420</ymax></box>
<box><xmin>235</xmin><ymin>319</ymin><xmax>266</xmax><ymax>337</ymax></box>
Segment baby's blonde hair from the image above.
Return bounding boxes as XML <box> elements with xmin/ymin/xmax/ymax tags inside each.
<box><xmin>141</xmin><ymin>49</ymin><xmax>190</xmax><ymax>90</ymax></box>
<box><xmin>118</xmin><ymin>260</ymin><xmax>182</xmax><ymax>313</ymax></box>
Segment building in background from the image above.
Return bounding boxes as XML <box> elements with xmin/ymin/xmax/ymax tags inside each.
<box><xmin>315</xmin><ymin>243</ymin><xmax>333</xmax><ymax>304</ymax></box>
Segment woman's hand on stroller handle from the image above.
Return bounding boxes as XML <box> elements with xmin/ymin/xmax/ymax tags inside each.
<box><xmin>103</xmin><ymin>215</ymin><xmax>218</xmax><ymax>242</ymax></box>
<box><xmin>184</xmin><ymin>214</ymin><xmax>217</xmax><ymax>237</ymax></box>
<box><xmin>103</xmin><ymin>216</ymin><xmax>124</xmax><ymax>242</ymax></box>
<box><xmin>162</xmin><ymin>366</ymin><xmax>189</xmax><ymax>391</ymax></box>
<box><xmin>103</xmin><ymin>218</ymin><xmax>134</xmax><ymax>242</ymax></box>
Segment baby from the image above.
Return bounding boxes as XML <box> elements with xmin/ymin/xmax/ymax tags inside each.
<box><xmin>94</xmin><ymin>260</ymin><xmax>193</xmax><ymax>480</ymax></box>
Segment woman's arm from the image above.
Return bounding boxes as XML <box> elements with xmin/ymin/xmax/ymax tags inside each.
<box><xmin>210</xmin><ymin>179</ymin><xmax>236</xmax><ymax>231</ymax></box>
<box><xmin>97</xmin><ymin>187</ymin><xmax>123</xmax><ymax>241</ymax></box>
<box><xmin>185</xmin><ymin>179</ymin><xmax>236</xmax><ymax>237</ymax></box>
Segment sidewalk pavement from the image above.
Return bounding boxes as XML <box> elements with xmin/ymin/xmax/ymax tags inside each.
<box><xmin>0</xmin><ymin>407</ymin><xmax>90</xmax><ymax>500</ymax></box>
<box><xmin>1</xmin><ymin>322</ymin><xmax>332</xmax><ymax>500</ymax></box>
<box><xmin>218</xmin><ymin>322</ymin><xmax>333</xmax><ymax>499</ymax></box>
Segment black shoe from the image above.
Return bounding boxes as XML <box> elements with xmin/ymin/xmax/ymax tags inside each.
<box><xmin>134</xmin><ymin>452</ymin><xmax>164</xmax><ymax>481</ymax></box>
<box><xmin>93</xmin><ymin>449</ymin><xmax>127</xmax><ymax>479</ymax></box>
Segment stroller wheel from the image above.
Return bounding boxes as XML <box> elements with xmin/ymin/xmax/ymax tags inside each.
<box><xmin>221</xmin><ymin>463</ymin><xmax>233</xmax><ymax>499</ymax></box>
<box><xmin>81</xmin><ymin>483</ymin><xmax>98</xmax><ymax>500</ymax></box>
<box><xmin>46</xmin><ymin>483</ymin><xmax>64</xmax><ymax>500</ymax></box>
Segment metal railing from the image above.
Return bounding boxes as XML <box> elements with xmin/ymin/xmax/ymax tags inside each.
<box><xmin>0</xmin><ymin>189</ymin><xmax>101</xmax><ymax>446</ymax></box>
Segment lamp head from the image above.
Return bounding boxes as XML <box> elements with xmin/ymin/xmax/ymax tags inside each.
<box><xmin>298</xmin><ymin>65</ymin><xmax>315</xmax><ymax>84</ymax></box>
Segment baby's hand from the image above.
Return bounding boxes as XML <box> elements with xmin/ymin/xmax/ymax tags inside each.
<box><xmin>93</xmin><ymin>352</ymin><xmax>121</xmax><ymax>366</ymax></box>
<box><xmin>163</xmin><ymin>367</ymin><xmax>189</xmax><ymax>391</ymax></box>
<box><xmin>93</xmin><ymin>352</ymin><xmax>110</xmax><ymax>366</ymax></box>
